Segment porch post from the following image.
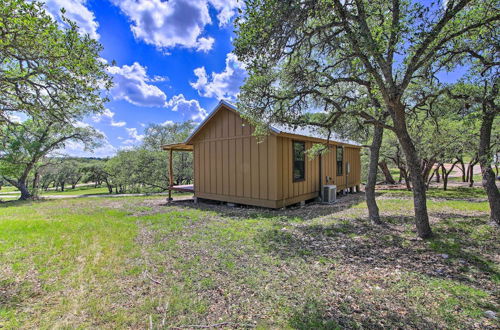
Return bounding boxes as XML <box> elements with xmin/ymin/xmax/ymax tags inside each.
<box><xmin>168</xmin><ymin>149</ymin><xmax>173</xmax><ymax>201</ymax></box>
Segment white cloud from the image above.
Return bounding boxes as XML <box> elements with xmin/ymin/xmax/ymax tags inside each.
<box><xmin>74</xmin><ymin>120</ymin><xmax>90</xmax><ymax>128</ymax></box>
<box><xmin>111</xmin><ymin>0</ymin><xmax>241</xmax><ymax>51</ymax></box>
<box><xmin>149</xmin><ymin>75</ymin><xmax>169</xmax><ymax>83</ymax></box>
<box><xmin>5</xmin><ymin>112</ymin><xmax>25</xmax><ymax>123</ymax></box>
<box><xmin>92</xmin><ymin>108</ymin><xmax>114</xmax><ymax>123</ymax></box>
<box><xmin>112</xmin><ymin>0</ymin><xmax>210</xmax><ymax>50</ymax></box>
<box><xmin>92</xmin><ymin>108</ymin><xmax>127</xmax><ymax>127</ymax></box>
<box><xmin>108</xmin><ymin>62</ymin><xmax>168</xmax><ymax>107</ymax></box>
<box><xmin>208</xmin><ymin>0</ymin><xmax>242</xmax><ymax>26</ymax></box>
<box><xmin>161</xmin><ymin>120</ymin><xmax>175</xmax><ymax>126</ymax></box>
<box><xmin>167</xmin><ymin>94</ymin><xmax>207</xmax><ymax>121</ymax></box>
<box><xmin>9</xmin><ymin>114</ymin><xmax>22</xmax><ymax>123</ymax></box>
<box><xmin>110</xmin><ymin>120</ymin><xmax>127</xmax><ymax>127</ymax></box>
<box><xmin>190</xmin><ymin>53</ymin><xmax>247</xmax><ymax>100</ymax></box>
<box><xmin>43</xmin><ymin>0</ymin><xmax>99</xmax><ymax>40</ymax></box>
<box><xmin>196</xmin><ymin>37</ymin><xmax>215</xmax><ymax>52</ymax></box>
<box><xmin>59</xmin><ymin>135</ymin><xmax>117</xmax><ymax>158</ymax></box>
<box><xmin>125</xmin><ymin>127</ymin><xmax>145</xmax><ymax>144</ymax></box>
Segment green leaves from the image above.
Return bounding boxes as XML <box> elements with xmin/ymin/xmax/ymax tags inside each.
<box><xmin>0</xmin><ymin>0</ymin><xmax>112</xmax><ymax>124</ymax></box>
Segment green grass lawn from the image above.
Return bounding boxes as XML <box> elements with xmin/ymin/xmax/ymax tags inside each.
<box><xmin>378</xmin><ymin>186</ymin><xmax>488</xmax><ymax>200</ymax></box>
<box><xmin>0</xmin><ymin>185</ymin><xmax>186</xmax><ymax>198</ymax></box>
<box><xmin>0</xmin><ymin>186</ymin><xmax>19</xmax><ymax>193</ymax></box>
<box><xmin>0</xmin><ymin>185</ymin><xmax>109</xmax><ymax>197</ymax></box>
<box><xmin>40</xmin><ymin>185</ymin><xmax>112</xmax><ymax>196</ymax></box>
<box><xmin>448</xmin><ymin>173</ymin><xmax>483</xmax><ymax>182</ymax></box>
<box><xmin>0</xmin><ymin>192</ymin><xmax>498</xmax><ymax>328</ymax></box>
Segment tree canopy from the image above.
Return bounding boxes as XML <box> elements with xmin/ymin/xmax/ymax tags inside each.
<box><xmin>234</xmin><ymin>0</ymin><xmax>500</xmax><ymax>237</ymax></box>
<box><xmin>0</xmin><ymin>0</ymin><xmax>112</xmax><ymax>125</ymax></box>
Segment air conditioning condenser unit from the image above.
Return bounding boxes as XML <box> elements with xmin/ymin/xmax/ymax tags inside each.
<box><xmin>322</xmin><ymin>185</ymin><xmax>337</xmax><ymax>204</ymax></box>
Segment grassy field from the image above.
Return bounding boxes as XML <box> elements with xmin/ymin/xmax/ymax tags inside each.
<box><xmin>42</xmin><ymin>186</ymin><xmax>112</xmax><ymax>196</ymax></box>
<box><xmin>0</xmin><ymin>186</ymin><xmax>19</xmax><ymax>193</ymax></box>
<box><xmin>0</xmin><ymin>185</ymin><xmax>178</xmax><ymax>198</ymax></box>
<box><xmin>0</xmin><ymin>189</ymin><xmax>498</xmax><ymax>328</ymax></box>
<box><xmin>0</xmin><ymin>185</ymin><xmax>111</xmax><ymax>197</ymax></box>
<box><xmin>378</xmin><ymin>186</ymin><xmax>488</xmax><ymax>200</ymax></box>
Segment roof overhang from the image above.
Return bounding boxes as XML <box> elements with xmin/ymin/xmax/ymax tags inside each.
<box><xmin>161</xmin><ymin>143</ymin><xmax>194</xmax><ymax>151</ymax></box>
<box><xmin>165</xmin><ymin>99</ymin><xmax>362</xmax><ymax>150</ymax></box>
<box><xmin>275</xmin><ymin>132</ymin><xmax>362</xmax><ymax>149</ymax></box>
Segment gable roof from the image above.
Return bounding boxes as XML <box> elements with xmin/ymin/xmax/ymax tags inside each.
<box><xmin>183</xmin><ymin>100</ymin><xmax>361</xmax><ymax>148</ymax></box>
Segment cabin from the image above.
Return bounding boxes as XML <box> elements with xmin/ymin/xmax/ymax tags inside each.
<box><xmin>162</xmin><ymin>101</ymin><xmax>361</xmax><ymax>208</ymax></box>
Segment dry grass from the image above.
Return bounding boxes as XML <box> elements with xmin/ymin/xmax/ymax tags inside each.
<box><xmin>0</xmin><ymin>192</ymin><xmax>498</xmax><ymax>328</ymax></box>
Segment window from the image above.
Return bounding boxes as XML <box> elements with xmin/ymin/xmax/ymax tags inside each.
<box><xmin>336</xmin><ymin>146</ymin><xmax>343</xmax><ymax>176</ymax></box>
<box><xmin>293</xmin><ymin>141</ymin><xmax>306</xmax><ymax>181</ymax></box>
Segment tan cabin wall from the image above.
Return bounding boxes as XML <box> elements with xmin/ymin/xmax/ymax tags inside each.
<box><xmin>275</xmin><ymin>138</ymin><xmax>361</xmax><ymax>207</ymax></box>
<box><xmin>192</xmin><ymin>106</ymin><xmax>280</xmax><ymax>208</ymax></box>
<box><xmin>191</xmin><ymin>105</ymin><xmax>361</xmax><ymax>208</ymax></box>
<box><xmin>276</xmin><ymin>136</ymin><xmax>321</xmax><ymax>207</ymax></box>
<box><xmin>321</xmin><ymin>145</ymin><xmax>361</xmax><ymax>191</ymax></box>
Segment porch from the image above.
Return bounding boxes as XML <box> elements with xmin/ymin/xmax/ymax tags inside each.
<box><xmin>168</xmin><ymin>184</ymin><xmax>194</xmax><ymax>193</ymax></box>
<box><xmin>162</xmin><ymin>142</ymin><xmax>194</xmax><ymax>200</ymax></box>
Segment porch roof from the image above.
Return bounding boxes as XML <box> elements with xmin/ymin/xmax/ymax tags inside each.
<box><xmin>161</xmin><ymin>143</ymin><xmax>193</xmax><ymax>151</ymax></box>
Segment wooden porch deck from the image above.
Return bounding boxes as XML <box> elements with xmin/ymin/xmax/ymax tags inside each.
<box><xmin>167</xmin><ymin>184</ymin><xmax>194</xmax><ymax>193</ymax></box>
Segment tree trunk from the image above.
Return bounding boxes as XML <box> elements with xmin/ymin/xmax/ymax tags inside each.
<box><xmin>366</xmin><ymin>125</ymin><xmax>384</xmax><ymax>224</ymax></box>
<box><xmin>378</xmin><ymin>160</ymin><xmax>396</xmax><ymax>184</ymax></box>
<box><xmin>442</xmin><ymin>160</ymin><xmax>459</xmax><ymax>191</ymax></box>
<box><xmin>400</xmin><ymin>168</ymin><xmax>411</xmax><ymax>191</ymax></box>
<box><xmin>61</xmin><ymin>182</ymin><xmax>65</xmax><ymax>192</ymax></box>
<box><xmin>105</xmin><ymin>180</ymin><xmax>113</xmax><ymax>194</ymax></box>
<box><xmin>469</xmin><ymin>163</ymin><xmax>475</xmax><ymax>187</ymax></box>
<box><xmin>32</xmin><ymin>171</ymin><xmax>40</xmax><ymax>198</ymax></box>
<box><xmin>478</xmin><ymin>111</ymin><xmax>500</xmax><ymax>225</ymax></box>
<box><xmin>392</xmin><ymin>105</ymin><xmax>432</xmax><ymax>238</ymax></box>
<box><xmin>426</xmin><ymin>169</ymin><xmax>435</xmax><ymax>190</ymax></box>
<box><xmin>458</xmin><ymin>158</ymin><xmax>466</xmax><ymax>182</ymax></box>
<box><xmin>435</xmin><ymin>167</ymin><xmax>440</xmax><ymax>183</ymax></box>
<box><xmin>18</xmin><ymin>181</ymin><xmax>31</xmax><ymax>200</ymax></box>
<box><xmin>441</xmin><ymin>164</ymin><xmax>448</xmax><ymax>191</ymax></box>
<box><xmin>421</xmin><ymin>160</ymin><xmax>435</xmax><ymax>185</ymax></box>
<box><xmin>5</xmin><ymin>171</ymin><xmax>33</xmax><ymax>201</ymax></box>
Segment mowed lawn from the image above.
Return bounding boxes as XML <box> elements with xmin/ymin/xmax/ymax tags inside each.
<box><xmin>0</xmin><ymin>189</ymin><xmax>498</xmax><ymax>328</ymax></box>
<box><xmin>0</xmin><ymin>186</ymin><xmax>112</xmax><ymax>198</ymax></box>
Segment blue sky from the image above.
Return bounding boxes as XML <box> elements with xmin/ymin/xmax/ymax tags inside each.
<box><xmin>39</xmin><ymin>0</ymin><xmax>467</xmax><ymax>157</ymax></box>
<box><xmin>42</xmin><ymin>0</ymin><xmax>246</xmax><ymax>157</ymax></box>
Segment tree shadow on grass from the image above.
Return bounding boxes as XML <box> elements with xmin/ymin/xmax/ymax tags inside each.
<box><xmin>256</xmin><ymin>213</ymin><xmax>499</xmax><ymax>291</ymax></box>
<box><xmin>426</xmin><ymin>214</ymin><xmax>500</xmax><ymax>283</ymax></box>
<box><xmin>0</xmin><ymin>278</ymin><xmax>39</xmax><ymax>314</ymax></box>
<box><xmin>288</xmin><ymin>299</ymin><xmax>342</xmax><ymax>330</ymax></box>
<box><xmin>287</xmin><ymin>297</ymin><xmax>444</xmax><ymax>329</ymax></box>
<box><xmin>0</xmin><ymin>198</ymin><xmax>54</xmax><ymax>208</ymax></box>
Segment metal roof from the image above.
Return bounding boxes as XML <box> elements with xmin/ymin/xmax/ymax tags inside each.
<box><xmin>181</xmin><ymin>100</ymin><xmax>361</xmax><ymax>147</ymax></box>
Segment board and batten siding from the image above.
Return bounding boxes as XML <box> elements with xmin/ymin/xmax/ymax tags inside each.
<box><xmin>191</xmin><ymin>105</ymin><xmax>361</xmax><ymax>208</ymax></box>
<box><xmin>276</xmin><ymin>137</ymin><xmax>321</xmax><ymax>207</ymax></box>
<box><xmin>192</xmin><ymin>106</ymin><xmax>280</xmax><ymax>208</ymax></box>
<box><xmin>321</xmin><ymin>145</ymin><xmax>361</xmax><ymax>191</ymax></box>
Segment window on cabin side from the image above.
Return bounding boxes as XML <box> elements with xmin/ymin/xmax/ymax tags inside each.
<box><xmin>293</xmin><ymin>141</ymin><xmax>305</xmax><ymax>181</ymax></box>
<box><xmin>336</xmin><ymin>146</ymin><xmax>343</xmax><ymax>176</ymax></box>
